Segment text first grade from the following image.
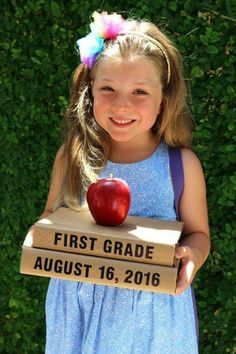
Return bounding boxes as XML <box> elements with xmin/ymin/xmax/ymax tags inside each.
<box><xmin>54</xmin><ymin>232</ymin><xmax>154</xmax><ymax>259</ymax></box>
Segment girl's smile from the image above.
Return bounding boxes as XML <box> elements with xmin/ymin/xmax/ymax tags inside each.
<box><xmin>91</xmin><ymin>57</ymin><xmax>163</xmax><ymax>146</ymax></box>
<box><xmin>109</xmin><ymin>117</ymin><xmax>135</xmax><ymax>126</ymax></box>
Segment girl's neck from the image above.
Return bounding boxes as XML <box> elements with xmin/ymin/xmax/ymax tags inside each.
<box><xmin>108</xmin><ymin>136</ymin><xmax>160</xmax><ymax>163</ymax></box>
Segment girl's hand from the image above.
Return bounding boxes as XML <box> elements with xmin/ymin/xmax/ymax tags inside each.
<box><xmin>175</xmin><ymin>245</ymin><xmax>201</xmax><ymax>295</ymax></box>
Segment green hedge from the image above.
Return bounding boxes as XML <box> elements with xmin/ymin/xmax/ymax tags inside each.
<box><xmin>1</xmin><ymin>1</ymin><xmax>235</xmax><ymax>353</ymax></box>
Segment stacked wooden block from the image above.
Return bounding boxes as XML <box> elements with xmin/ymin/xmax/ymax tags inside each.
<box><xmin>20</xmin><ymin>207</ymin><xmax>183</xmax><ymax>294</ymax></box>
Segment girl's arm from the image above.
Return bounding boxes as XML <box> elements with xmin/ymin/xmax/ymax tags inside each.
<box><xmin>26</xmin><ymin>145</ymin><xmax>67</xmax><ymax>241</ymax></box>
<box><xmin>40</xmin><ymin>144</ymin><xmax>67</xmax><ymax>219</ymax></box>
<box><xmin>27</xmin><ymin>145</ymin><xmax>67</xmax><ymax>231</ymax></box>
<box><xmin>175</xmin><ymin>148</ymin><xmax>211</xmax><ymax>295</ymax></box>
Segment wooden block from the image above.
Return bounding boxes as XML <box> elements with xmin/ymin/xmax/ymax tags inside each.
<box><xmin>28</xmin><ymin>207</ymin><xmax>183</xmax><ymax>266</ymax></box>
<box><xmin>20</xmin><ymin>245</ymin><xmax>179</xmax><ymax>295</ymax></box>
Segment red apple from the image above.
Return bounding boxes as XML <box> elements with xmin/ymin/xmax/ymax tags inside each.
<box><xmin>86</xmin><ymin>174</ymin><xmax>131</xmax><ymax>226</ymax></box>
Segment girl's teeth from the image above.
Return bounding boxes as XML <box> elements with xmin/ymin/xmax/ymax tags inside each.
<box><xmin>112</xmin><ymin>118</ymin><xmax>132</xmax><ymax>124</ymax></box>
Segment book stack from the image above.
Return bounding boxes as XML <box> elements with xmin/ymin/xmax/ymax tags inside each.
<box><xmin>20</xmin><ymin>207</ymin><xmax>183</xmax><ymax>294</ymax></box>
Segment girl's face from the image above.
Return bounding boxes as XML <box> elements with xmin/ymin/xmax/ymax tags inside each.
<box><xmin>91</xmin><ymin>57</ymin><xmax>163</xmax><ymax>146</ymax></box>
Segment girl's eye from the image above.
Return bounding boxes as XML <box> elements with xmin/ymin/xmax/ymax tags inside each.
<box><xmin>100</xmin><ymin>86</ymin><xmax>114</xmax><ymax>92</ymax></box>
<box><xmin>133</xmin><ymin>89</ymin><xmax>148</xmax><ymax>95</ymax></box>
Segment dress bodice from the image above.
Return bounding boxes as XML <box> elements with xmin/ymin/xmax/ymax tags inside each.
<box><xmin>101</xmin><ymin>142</ymin><xmax>176</xmax><ymax>221</ymax></box>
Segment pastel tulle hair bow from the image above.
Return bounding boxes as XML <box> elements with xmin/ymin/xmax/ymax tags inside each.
<box><xmin>76</xmin><ymin>11</ymin><xmax>127</xmax><ymax>68</ymax></box>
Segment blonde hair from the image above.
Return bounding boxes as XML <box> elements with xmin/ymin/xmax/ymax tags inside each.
<box><xmin>56</xmin><ymin>17</ymin><xmax>193</xmax><ymax>210</ymax></box>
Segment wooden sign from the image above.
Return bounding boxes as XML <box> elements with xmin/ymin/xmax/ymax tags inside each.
<box><xmin>20</xmin><ymin>244</ymin><xmax>179</xmax><ymax>295</ymax></box>
<box><xmin>29</xmin><ymin>207</ymin><xmax>183</xmax><ymax>266</ymax></box>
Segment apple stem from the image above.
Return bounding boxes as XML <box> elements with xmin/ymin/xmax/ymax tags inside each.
<box><xmin>109</xmin><ymin>173</ymin><xmax>113</xmax><ymax>180</ymax></box>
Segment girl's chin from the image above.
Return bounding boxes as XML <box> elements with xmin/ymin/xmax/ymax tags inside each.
<box><xmin>109</xmin><ymin>135</ymin><xmax>140</xmax><ymax>145</ymax></box>
<box><xmin>109</xmin><ymin>132</ymin><xmax>133</xmax><ymax>141</ymax></box>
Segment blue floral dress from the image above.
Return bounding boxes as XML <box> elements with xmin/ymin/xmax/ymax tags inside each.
<box><xmin>45</xmin><ymin>143</ymin><xmax>198</xmax><ymax>354</ymax></box>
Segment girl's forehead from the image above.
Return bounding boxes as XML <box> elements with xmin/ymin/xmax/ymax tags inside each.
<box><xmin>94</xmin><ymin>56</ymin><xmax>161</xmax><ymax>81</ymax></box>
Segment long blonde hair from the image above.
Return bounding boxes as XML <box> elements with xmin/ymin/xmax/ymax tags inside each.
<box><xmin>56</xmin><ymin>17</ymin><xmax>193</xmax><ymax>210</ymax></box>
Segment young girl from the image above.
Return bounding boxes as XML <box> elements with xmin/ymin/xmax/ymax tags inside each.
<box><xmin>39</xmin><ymin>11</ymin><xmax>210</xmax><ymax>354</ymax></box>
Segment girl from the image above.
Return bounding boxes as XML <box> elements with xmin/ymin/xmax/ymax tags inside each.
<box><xmin>40</xmin><ymin>11</ymin><xmax>210</xmax><ymax>354</ymax></box>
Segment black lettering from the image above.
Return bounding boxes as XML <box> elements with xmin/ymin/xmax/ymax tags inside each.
<box><xmin>134</xmin><ymin>271</ymin><xmax>143</xmax><ymax>284</ymax></box>
<box><xmin>124</xmin><ymin>243</ymin><xmax>133</xmax><ymax>257</ymax></box>
<box><xmin>124</xmin><ymin>270</ymin><xmax>133</xmax><ymax>283</ymax></box>
<box><xmin>70</xmin><ymin>234</ymin><xmax>78</xmax><ymax>248</ymax></box>
<box><xmin>146</xmin><ymin>246</ymin><xmax>154</xmax><ymax>259</ymax></box>
<box><xmin>79</xmin><ymin>235</ymin><xmax>88</xmax><ymax>249</ymax></box>
<box><xmin>64</xmin><ymin>233</ymin><xmax>68</xmax><ymax>247</ymax></box>
<box><xmin>64</xmin><ymin>261</ymin><xmax>73</xmax><ymax>274</ymax></box>
<box><xmin>54</xmin><ymin>259</ymin><xmax>63</xmax><ymax>273</ymax></box>
<box><xmin>34</xmin><ymin>256</ymin><xmax>43</xmax><ymax>270</ymax></box>
<box><xmin>152</xmin><ymin>273</ymin><xmax>160</xmax><ymax>286</ymax></box>
<box><xmin>103</xmin><ymin>239</ymin><xmax>112</xmax><ymax>253</ymax></box>
<box><xmin>114</xmin><ymin>241</ymin><xmax>123</xmax><ymax>255</ymax></box>
<box><xmin>84</xmin><ymin>264</ymin><xmax>92</xmax><ymax>277</ymax></box>
<box><xmin>134</xmin><ymin>244</ymin><xmax>144</xmax><ymax>257</ymax></box>
<box><xmin>89</xmin><ymin>237</ymin><xmax>97</xmax><ymax>251</ymax></box>
<box><xmin>44</xmin><ymin>258</ymin><xmax>53</xmax><ymax>271</ymax></box>
<box><xmin>54</xmin><ymin>232</ymin><xmax>62</xmax><ymax>245</ymax></box>
<box><xmin>74</xmin><ymin>262</ymin><xmax>82</xmax><ymax>276</ymax></box>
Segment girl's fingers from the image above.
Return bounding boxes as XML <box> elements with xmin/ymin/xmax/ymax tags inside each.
<box><xmin>176</xmin><ymin>260</ymin><xmax>195</xmax><ymax>294</ymax></box>
<box><xmin>175</xmin><ymin>246</ymin><xmax>195</xmax><ymax>295</ymax></box>
<box><xmin>175</xmin><ymin>246</ymin><xmax>190</xmax><ymax>262</ymax></box>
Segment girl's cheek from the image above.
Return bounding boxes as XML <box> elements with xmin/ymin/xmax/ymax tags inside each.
<box><xmin>94</xmin><ymin>95</ymin><xmax>105</xmax><ymax>105</ymax></box>
<box><xmin>93</xmin><ymin>97</ymin><xmax>102</xmax><ymax>110</ymax></box>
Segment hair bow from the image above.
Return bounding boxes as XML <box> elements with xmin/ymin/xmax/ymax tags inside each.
<box><xmin>76</xmin><ymin>12</ymin><xmax>126</xmax><ymax>68</ymax></box>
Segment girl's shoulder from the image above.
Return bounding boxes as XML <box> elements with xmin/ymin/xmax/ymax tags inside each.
<box><xmin>180</xmin><ymin>148</ymin><xmax>206</xmax><ymax>194</ymax></box>
<box><xmin>42</xmin><ymin>144</ymin><xmax>68</xmax><ymax>216</ymax></box>
<box><xmin>55</xmin><ymin>143</ymin><xmax>66</xmax><ymax>159</ymax></box>
<box><xmin>180</xmin><ymin>148</ymin><xmax>203</xmax><ymax>172</ymax></box>
<box><xmin>167</xmin><ymin>145</ymin><xmax>203</xmax><ymax>174</ymax></box>
<box><xmin>54</xmin><ymin>144</ymin><xmax>68</xmax><ymax>167</ymax></box>
<box><xmin>51</xmin><ymin>144</ymin><xmax>68</xmax><ymax>182</ymax></box>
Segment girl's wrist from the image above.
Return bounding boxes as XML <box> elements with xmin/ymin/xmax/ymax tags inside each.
<box><xmin>180</xmin><ymin>232</ymin><xmax>210</xmax><ymax>268</ymax></box>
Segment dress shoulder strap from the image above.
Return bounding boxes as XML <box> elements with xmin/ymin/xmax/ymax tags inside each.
<box><xmin>168</xmin><ymin>146</ymin><xmax>184</xmax><ymax>221</ymax></box>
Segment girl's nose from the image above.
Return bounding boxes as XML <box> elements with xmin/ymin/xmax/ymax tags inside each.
<box><xmin>112</xmin><ymin>95</ymin><xmax>131</xmax><ymax>112</ymax></box>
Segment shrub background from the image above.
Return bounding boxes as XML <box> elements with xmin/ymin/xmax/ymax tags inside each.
<box><xmin>1</xmin><ymin>1</ymin><xmax>235</xmax><ymax>353</ymax></box>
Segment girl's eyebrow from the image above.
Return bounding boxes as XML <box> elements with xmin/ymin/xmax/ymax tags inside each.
<box><xmin>97</xmin><ymin>78</ymin><xmax>158</xmax><ymax>86</ymax></box>
<box><xmin>133</xmin><ymin>80</ymin><xmax>157</xmax><ymax>86</ymax></box>
<box><xmin>97</xmin><ymin>78</ymin><xmax>113</xmax><ymax>82</ymax></box>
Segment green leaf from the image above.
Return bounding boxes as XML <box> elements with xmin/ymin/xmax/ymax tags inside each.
<box><xmin>225</xmin><ymin>145</ymin><xmax>235</xmax><ymax>152</ymax></box>
<box><xmin>200</xmin><ymin>34</ymin><xmax>208</xmax><ymax>45</ymax></box>
<box><xmin>50</xmin><ymin>1</ymin><xmax>60</xmax><ymax>17</ymax></box>
<box><xmin>206</xmin><ymin>45</ymin><xmax>219</xmax><ymax>54</ymax></box>
<box><xmin>169</xmin><ymin>2</ymin><xmax>177</xmax><ymax>11</ymax></box>
<box><xmin>191</xmin><ymin>66</ymin><xmax>204</xmax><ymax>78</ymax></box>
